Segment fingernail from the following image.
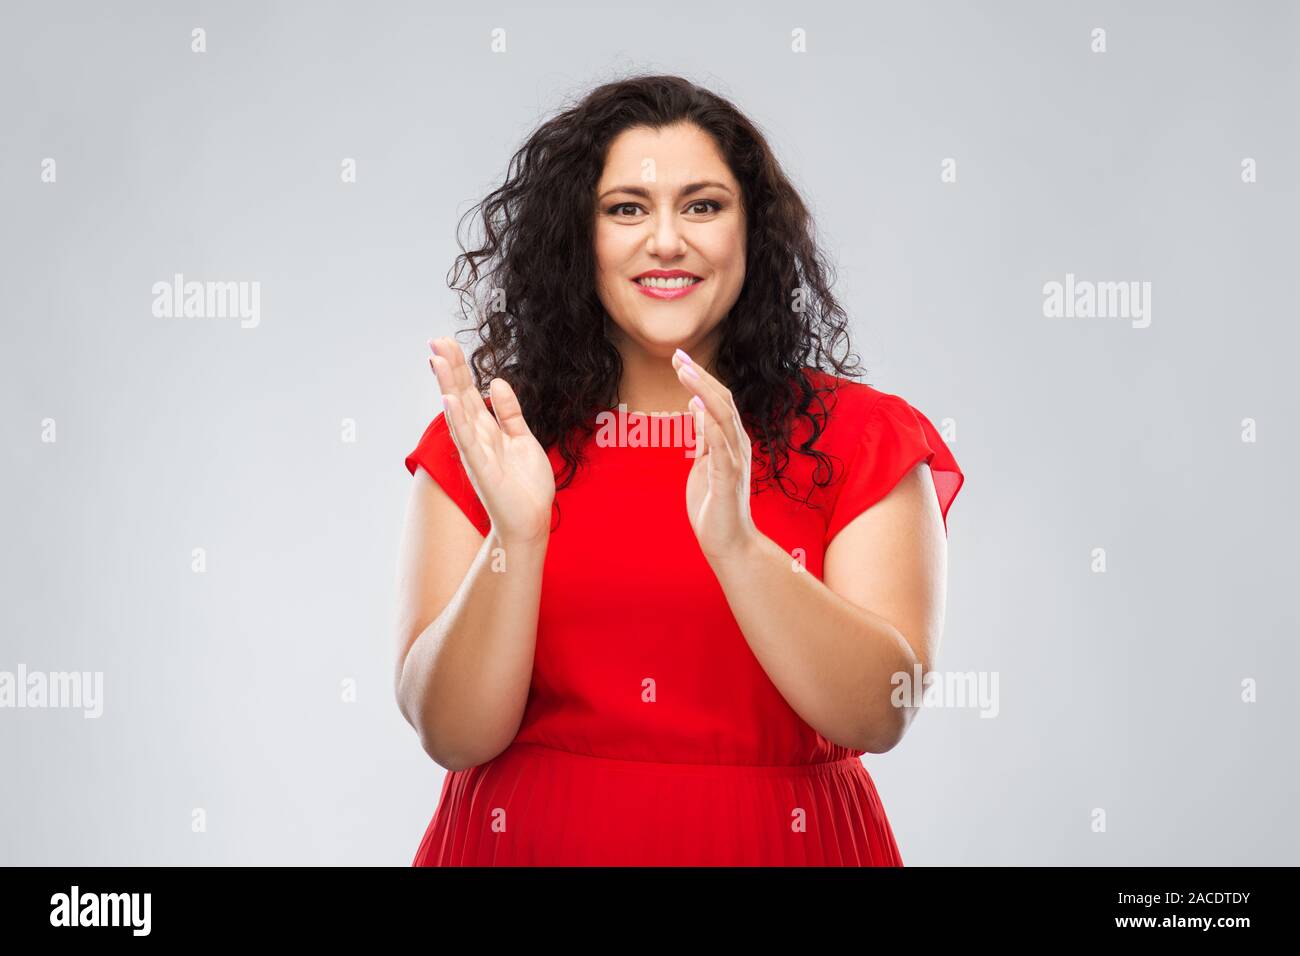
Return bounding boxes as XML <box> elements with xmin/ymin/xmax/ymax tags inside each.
<box><xmin>674</xmin><ymin>348</ymin><xmax>692</xmax><ymax>365</ymax></box>
<box><xmin>690</xmin><ymin>395</ymin><xmax>704</xmax><ymax>411</ymax></box>
<box><xmin>681</xmin><ymin>363</ymin><xmax>700</xmax><ymax>381</ymax></box>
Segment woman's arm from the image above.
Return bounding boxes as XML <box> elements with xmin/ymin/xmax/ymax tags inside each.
<box><xmin>393</xmin><ymin>466</ymin><xmax>548</xmax><ymax>772</ymax></box>
<box><xmin>671</xmin><ymin>348</ymin><xmax>947</xmax><ymax>754</ymax></box>
<box><xmin>395</xmin><ymin>337</ymin><xmax>556</xmax><ymax>771</ymax></box>
<box><xmin>706</xmin><ymin>462</ymin><xmax>948</xmax><ymax>754</ymax></box>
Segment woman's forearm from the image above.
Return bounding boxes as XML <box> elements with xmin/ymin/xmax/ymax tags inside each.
<box><xmin>707</xmin><ymin>531</ymin><xmax>918</xmax><ymax>754</ymax></box>
<box><xmin>398</xmin><ymin>530</ymin><xmax>548</xmax><ymax>771</ymax></box>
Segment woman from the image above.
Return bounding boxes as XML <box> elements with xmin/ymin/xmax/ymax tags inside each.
<box><xmin>394</xmin><ymin>74</ymin><xmax>964</xmax><ymax>866</ymax></box>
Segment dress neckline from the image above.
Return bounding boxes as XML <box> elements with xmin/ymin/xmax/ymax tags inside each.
<box><xmin>597</xmin><ymin>406</ymin><xmax>690</xmax><ymax>421</ymax></box>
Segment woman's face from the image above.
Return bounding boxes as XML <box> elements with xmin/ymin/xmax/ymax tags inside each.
<box><xmin>593</xmin><ymin>122</ymin><xmax>746</xmax><ymax>363</ymax></box>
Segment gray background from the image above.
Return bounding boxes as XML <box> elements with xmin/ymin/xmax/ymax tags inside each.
<box><xmin>2</xmin><ymin>0</ymin><xmax>1296</xmax><ymax>865</ymax></box>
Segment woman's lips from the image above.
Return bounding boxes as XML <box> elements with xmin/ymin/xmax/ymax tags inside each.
<box><xmin>631</xmin><ymin>278</ymin><xmax>704</xmax><ymax>301</ymax></box>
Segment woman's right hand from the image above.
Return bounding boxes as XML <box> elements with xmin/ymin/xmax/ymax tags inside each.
<box><xmin>427</xmin><ymin>337</ymin><xmax>555</xmax><ymax>547</ymax></box>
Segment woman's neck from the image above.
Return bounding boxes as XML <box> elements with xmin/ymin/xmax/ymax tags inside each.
<box><xmin>611</xmin><ymin>336</ymin><xmax>721</xmax><ymax>415</ymax></box>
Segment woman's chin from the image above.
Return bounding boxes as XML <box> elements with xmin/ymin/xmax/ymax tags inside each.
<box><xmin>628</xmin><ymin>312</ymin><xmax>712</xmax><ymax>344</ymax></box>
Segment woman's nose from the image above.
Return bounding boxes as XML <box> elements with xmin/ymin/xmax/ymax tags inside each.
<box><xmin>647</xmin><ymin>215</ymin><xmax>686</xmax><ymax>256</ymax></box>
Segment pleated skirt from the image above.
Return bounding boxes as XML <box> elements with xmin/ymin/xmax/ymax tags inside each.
<box><xmin>411</xmin><ymin>741</ymin><xmax>904</xmax><ymax>866</ymax></box>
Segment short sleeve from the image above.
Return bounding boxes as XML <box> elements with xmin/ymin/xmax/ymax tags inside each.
<box><xmin>404</xmin><ymin>412</ymin><xmax>492</xmax><ymax>537</ymax></box>
<box><xmin>824</xmin><ymin>392</ymin><xmax>964</xmax><ymax>545</ymax></box>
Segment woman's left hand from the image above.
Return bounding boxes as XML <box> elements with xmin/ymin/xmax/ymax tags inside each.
<box><xmin>672</xmin><ymin>348</ymin><xmax>761</xmax><ymax>562</ymax></box>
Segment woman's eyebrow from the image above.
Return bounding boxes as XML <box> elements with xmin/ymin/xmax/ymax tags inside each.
<box><xmin>597</xmin><ymin>181</ymin><xmax>734</xmax><ymax>201</ymax></box>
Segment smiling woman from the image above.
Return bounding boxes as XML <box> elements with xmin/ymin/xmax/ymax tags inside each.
<box><xmin>394</xmin><ymin>73</ymin><xmax>965</xmax><ymax>866</ymax></box>
<box><xmin>591</xmin><ymin>122</ymin><xmax>748</xmax><ymax>379</ymax></box>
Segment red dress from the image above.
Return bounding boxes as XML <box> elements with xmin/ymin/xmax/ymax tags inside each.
<box><xmin>403</xmin><ymin>368</ymin><xmax>964</xmax><ymax>865</ymax></box>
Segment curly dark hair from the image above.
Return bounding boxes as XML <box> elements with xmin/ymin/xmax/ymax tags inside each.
<box><xmin>447</xmin><ymin>72</ymin><xmax>865</xmax><ymax>511</ymax></box>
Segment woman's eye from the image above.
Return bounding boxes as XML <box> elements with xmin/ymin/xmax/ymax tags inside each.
<box><xmin>605</xmin><ymin>199</ymin><xmax>721</xmax><ymax>217</ymax></box>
